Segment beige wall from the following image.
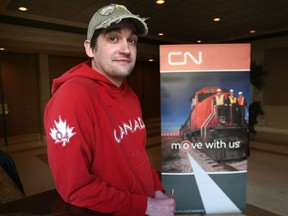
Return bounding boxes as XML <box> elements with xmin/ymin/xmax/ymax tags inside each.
<box><xmin>264</xmin><ymin>47</ymin><xmax>288</xmax><ymax>106</ymax></box>
<box><xmin>251</xmin><ymin>39</ymin><xmax>288</xmax><ymax>134</ymax></box>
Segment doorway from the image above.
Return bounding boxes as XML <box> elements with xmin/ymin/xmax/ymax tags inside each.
<box><xmin>0</xmin><ymin>53</ymin><xmax>41</xmax><ymax>147</ymax></box>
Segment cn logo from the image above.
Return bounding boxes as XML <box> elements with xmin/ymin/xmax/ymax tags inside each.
<box><xmin>168</xmin><ymin>51</ymin><xmax>202</xmax><ymax>65</ymax></box>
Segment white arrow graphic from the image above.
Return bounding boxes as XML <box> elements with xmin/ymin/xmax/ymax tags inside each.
<box><xmin>187</xmin><ymin>153</ymin><xmax>241</xmax><ymax>214</ymax></box>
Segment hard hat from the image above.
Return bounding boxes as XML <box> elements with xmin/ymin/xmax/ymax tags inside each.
<box><xmin>217</xmin><ymin>88</ymin><xmax>221</xmax><ymax>92</ymax></box>
<box><xmin>238</xmin><ymin>91</ymin><xmax>243</xmax><ymax>95</ymax></box>
<box><xmin>229</xmin><ymin>89</ymin><xmax>234</xmax><ymax>93</ymax></box>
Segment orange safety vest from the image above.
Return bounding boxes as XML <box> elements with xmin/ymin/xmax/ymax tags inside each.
<box><xmin>238</xmin><ymin>97</ymin><xmax>245</xmax><ymax>105</ymax></box>
<box><xmin>215</xmin><ymin>95</ymin><xmax>224</xmax><ymax>105</ymax></box>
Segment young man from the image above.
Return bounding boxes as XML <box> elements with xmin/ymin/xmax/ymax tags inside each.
<box><xmin>44</xmin><ymin>4</ymin><xmax>175</xmax><ymax>216</ymax></box>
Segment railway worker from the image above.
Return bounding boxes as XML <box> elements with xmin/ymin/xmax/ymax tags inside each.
<box><xmin>227</xmin><ymin>89</ymin><xmax>238</xmax><ymax>125</ymax></box>
<box><xmin>237</xmin><ymin>91</ymin><xmax>247</xmax><ymax>125</ymax></box>
<box><xmin>214</xmin><ymin>88</ymin><xmax>227</xmax><ymax>124</ymax></box>
<box><xmin>44</xmin><ymin>4</ymin><xmax>175</xmax><ymax>216</ymax></box>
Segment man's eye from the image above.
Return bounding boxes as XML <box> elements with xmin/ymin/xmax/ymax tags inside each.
<box><xmin>109</xmin><ymin>36</ymin><xmax>117</xmax><ymax>42</ymax></box>
<box><xmin>128</xmin><ymin>38</ymin><xmax>137</xmax><ymax>45</ymax></box>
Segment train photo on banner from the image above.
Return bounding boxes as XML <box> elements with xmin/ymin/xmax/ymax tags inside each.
<box><xmin>179</xmin><ymin>86</ymin><xmax>248</xmax><ymax>162</ymax></box>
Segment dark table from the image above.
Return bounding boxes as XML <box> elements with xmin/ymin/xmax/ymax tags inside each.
<box><xmin>0</xmin><ymin>189</ymin><xmax>111</xmax><ymax>215</ymax></box>
<box><xmin>0</xmin><ymin>189</ymin><xmax>279</xmax><ymax>216</ymax></box>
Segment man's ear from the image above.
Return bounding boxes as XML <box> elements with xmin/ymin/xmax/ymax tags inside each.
<box><xmin>84</xmin><ymin>40</ymin><xmax>94</xmax><ymax>58</ymax></box>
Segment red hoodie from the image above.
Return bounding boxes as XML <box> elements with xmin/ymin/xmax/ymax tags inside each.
<box><xmin>44</xmin><ymin>61</ymin><xmax>164</xmax><ymax>215</ymax></box>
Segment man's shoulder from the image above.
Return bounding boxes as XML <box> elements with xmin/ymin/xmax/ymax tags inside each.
<box><xmin>53</xmin><ymin>77</ymin><xmax>100</xmax><ymax>101</ymax></box>
<box><xmin>61</xmin><ymin>77</ymin><xmax>97</xmax><ymax>90</ymax></box>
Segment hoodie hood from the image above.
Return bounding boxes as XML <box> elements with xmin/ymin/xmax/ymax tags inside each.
<box><xmin>51</xmin><ymin>61</ymin><xmax>127</xmax><ymax>96</ymax></box>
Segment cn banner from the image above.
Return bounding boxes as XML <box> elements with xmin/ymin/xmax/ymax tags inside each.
<box><xmin>160</xmin><ymin>44</ymin><xmax>250</xmax><ymax>214</ymax></box>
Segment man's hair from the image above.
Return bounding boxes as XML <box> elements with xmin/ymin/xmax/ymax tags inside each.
<box><xmin>90</xmin><ymin>29</ymin><xmax>102</xmax><ymax>49</ymax></box>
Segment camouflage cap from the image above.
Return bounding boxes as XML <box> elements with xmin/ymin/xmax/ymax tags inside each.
<box><xmin>87</xmin><ymin>4</ymin><xmax>148</xmax><ymax>40</ymax></box>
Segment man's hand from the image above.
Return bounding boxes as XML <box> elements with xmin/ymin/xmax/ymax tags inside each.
<box><xmin>145</xmin><ymin>191</ymin><xmax>175</xmax><ymax>216</ymax></box>
<box><xmin>154</xmin><ymin>190</ymin><xmax>169</xmax><ymax>199</ymax></box>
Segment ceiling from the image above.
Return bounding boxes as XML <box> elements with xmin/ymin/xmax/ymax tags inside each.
<box><xmin>1</xmin><ymin>0</ymin><xmax>288</xmax><ymax>45</ymax></box>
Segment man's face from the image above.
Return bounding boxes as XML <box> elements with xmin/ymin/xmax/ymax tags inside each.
<box><xmin>90</xmin><ymin>20</ymin><xmax>138</xmax><ymax>87</ymax></box>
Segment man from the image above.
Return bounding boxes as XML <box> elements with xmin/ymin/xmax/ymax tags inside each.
<box><xmin>227</xmin><ymin>89</ymin><xmax>238</xmax><ymax>125</ymax></box>
<box><xmin>44</xmin><ymin>4</ymin><xmax>175</xmax><ymax>216</ymax></box>
<box><xmin>237</xmin><ymin>91</ymin><xmax>247</xmax><ymax>125</ymax></box>
<box><xmin>214</xmin><ymin>88</ymin><xmax>226</xmax><ymax>125</ymax></box>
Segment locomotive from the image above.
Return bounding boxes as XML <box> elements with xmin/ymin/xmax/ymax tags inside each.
<box><xmin>179</xmin><ymin>86</ymin><xmax>248</xmax><ymax>161</ymax></box>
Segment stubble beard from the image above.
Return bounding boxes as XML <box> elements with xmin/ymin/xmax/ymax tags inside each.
<box><xmin>111</xmin><ymin>61</ymin><xmax>135</xmax><ymax>78</ymax></box>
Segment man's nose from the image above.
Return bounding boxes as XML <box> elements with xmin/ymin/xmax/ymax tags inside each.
<box><xmin>119</xmin><ymin>41</ymin><xmax>131</xmax><ymax>55</ymax></box>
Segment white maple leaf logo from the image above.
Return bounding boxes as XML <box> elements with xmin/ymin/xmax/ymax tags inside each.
<box><xmin>50</xmin><ymin>116</ymin><xmax>76</xmax><ymax>146</ymax></box>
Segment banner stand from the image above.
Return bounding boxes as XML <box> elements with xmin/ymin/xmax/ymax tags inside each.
<box><xmin>160</xmin><ymin>44</ymin><xmax>250</xmax><ymax>214</ymax></box>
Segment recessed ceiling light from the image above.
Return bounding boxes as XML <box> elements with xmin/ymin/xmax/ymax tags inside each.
<box><xmin>148</xmin><ymin>59</ymin><xmax>154</xmax><ymax>62</ymax></box>
<box><xmin>0</xmin><ymin>48</ymin><xmax>6</xmax><ymax>51</ymax></box>
<box><xmin>156</xmin><ymin>0</ymin><xmax>165</xmax><ymax>4</ymax></box>
<box><xmin>213</xmin><ymin>17</ymin><xmax>221</xmax><ymax>22</ymax></box>
<box><xmin>158</xmin><ymin>33</ymin><xmax>164</xmax><ymax>36</ymax></box>
<box><xmin>18</xmin><ymin>6</ymin><xmax>28</xmax><ymax>12</ymax></box>
<box><xmin>197</xmin><ymin>40</ymin><xmax>202</xmax><ymax>43</ymax></box>
<box><xmin>249</xmin><ymin>29</ymin><xmax>256</xmax><ymax>34</ymax></box>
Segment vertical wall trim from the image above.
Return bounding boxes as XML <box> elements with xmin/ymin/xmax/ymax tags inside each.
<box><xmin>38</xmin><ymin>54</ymin><xmax>50</xmax><ymax>138</ymax></box>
